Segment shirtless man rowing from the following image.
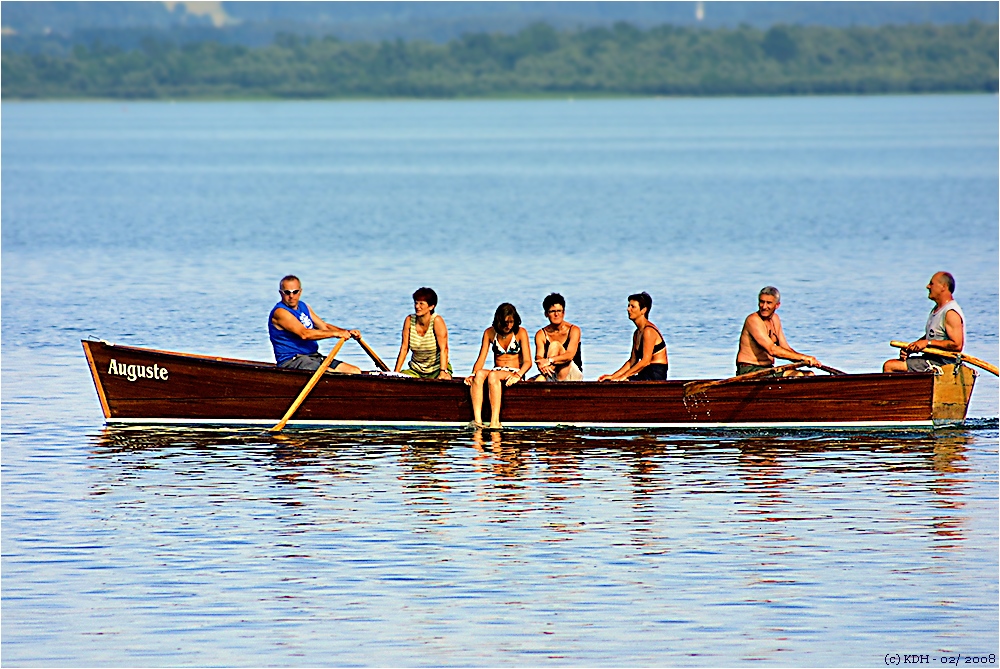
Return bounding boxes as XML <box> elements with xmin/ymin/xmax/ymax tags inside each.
<box><xmin>736</xmin><ymin>286</ymin><xmax>820</xmax><ymax>376</ymax></box>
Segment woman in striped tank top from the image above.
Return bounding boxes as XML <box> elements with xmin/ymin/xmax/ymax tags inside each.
<box><xmin>393</xmin><ymin>287</ymin><xmax>453</xmax><ymax>379</ymax></box>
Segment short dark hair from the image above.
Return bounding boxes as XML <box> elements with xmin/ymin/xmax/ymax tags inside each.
<box><xmin>542</xmin><ymin>293</ymin><xmax>565</xmax><ymax>312</ymax></box>
<box><xmin>628</xmin><ymin>291</ymin><xmax>652</xmax><ymax>316</ymax></box>
<box><xmin>493</xmin><ymin>303</ymin><xmax>521</xmax><ymax>334</ymax></box>
<box><xmin>412</xmin><ymin>287</ymin><xmax>438</xmax><ymax>308</ymax></box>
<box><xmin>280</xmin><ymin>275</ymin><xmax>300</xmax><ymax>289</ymax></box>
<box><xmin>939</xmin><ymin>272</ymin><xmax>956</xmax><ymax>293</ymax></box>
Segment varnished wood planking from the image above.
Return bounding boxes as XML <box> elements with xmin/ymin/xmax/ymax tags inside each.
<box><xmin>84</xmin><ymin>340</ymin><xmax>959</xmax><ymax>426</ymax></box>
<box><xmin>682</xmin><ymin>374</ymin><xmax>934</xmax><ymax>423</ymax></box>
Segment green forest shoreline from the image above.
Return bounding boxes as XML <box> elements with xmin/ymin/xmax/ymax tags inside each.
<box><xmin>3</xmin><ymin>91</ymin><xmax>997</xmax><ymax>105</ymax></box>
<box><xmin>3</xmin><ymin>21</ymin><xmax>996</xmax><ymax>100</ymax></box>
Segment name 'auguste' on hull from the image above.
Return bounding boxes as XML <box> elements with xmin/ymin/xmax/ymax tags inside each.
<box><xmin>83</xmin><ymin>340</ymin><xmax>979</xmax><ymax>430</ymax></box>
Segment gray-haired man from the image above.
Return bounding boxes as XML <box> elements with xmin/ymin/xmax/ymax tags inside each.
<box><xmin>735</xmin><ymin>286</ymin><xmax>820</xmax><ymax>376</ymax></box>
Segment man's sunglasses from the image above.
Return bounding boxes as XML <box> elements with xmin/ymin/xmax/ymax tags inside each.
<box><xmin>281</xmin><ymin>289</ymin><xmax>301</xmax><ymax>296</ymax></box>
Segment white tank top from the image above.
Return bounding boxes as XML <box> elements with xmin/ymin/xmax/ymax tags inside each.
<box><xmin>925</xmin><ymin>300</ymin><xmax>965</xmax><ymax>344</ymax></box>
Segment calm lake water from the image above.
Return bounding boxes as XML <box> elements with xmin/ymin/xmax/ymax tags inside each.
<box><xmin>2</xmin><ymin>96</ymin><xmax>998</xmax><ymax>666</ymax></box>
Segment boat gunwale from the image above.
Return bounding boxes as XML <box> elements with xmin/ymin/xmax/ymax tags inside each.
<box><xmin>83</xmin><ymin>340</ymin><xmax>935</xmax><ymax>387</ymax></box>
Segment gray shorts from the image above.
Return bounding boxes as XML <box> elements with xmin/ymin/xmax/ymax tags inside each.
<box><xmin>279</xmin><ymin>352</ymin><xmax>345</xmax><ymax>372</ymax></box>
<box><xmin>905</xmin><ymin>356</ymin><xmax>944</xmax><ymax>373</ymax></box>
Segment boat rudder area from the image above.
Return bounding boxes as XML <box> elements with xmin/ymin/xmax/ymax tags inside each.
<box><xmin>931</xmin><ymin>363</ymin><xmax>976</xmax><ymax>423</ymax></box>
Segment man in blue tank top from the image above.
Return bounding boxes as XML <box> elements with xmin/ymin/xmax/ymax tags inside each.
<box><xmin>883</xmin><ymin>271</ymin><xmax>965</xmax><ymax>373</ymax></box>
<box><xmin>269</xmin><ymin>275</ymin><xmax>362</xmax><ymax>374</ymax></box>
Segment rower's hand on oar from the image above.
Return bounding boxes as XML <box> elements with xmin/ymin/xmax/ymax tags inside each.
<box><xmin>348</xmin><ymin>329</ymin><xmax>362</xmax><ymax>340</ymax></box>
<box><xmin>890</xmin><ymin>340</ymin><xmax>997</xmax><ymax>376</ymax></box>
<box><xmin>803</xmin><ymin>355</ymin><xmax>821</xmax><ymax>368</ymax></box>
<box><xmin>903</xmin><ymin>339</ymin><xmax>929</xmax><ymax>353</ymax></box>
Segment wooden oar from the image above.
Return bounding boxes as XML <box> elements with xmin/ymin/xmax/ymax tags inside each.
<box><xmin>890</xmin><ymin>340</ymin><xmax>999</xmax><ymax>376</ymax></box>
<box><xmin>683</xmin><ymin>361</ymin><xmax>809</xmax><ymax>397</ymax></box>
<box><xmin>356</xmin><ymin>337</ymin><xmax>390</xmax><ymax>372</ymax></box>
<box><xmin>270</xmin><ymin>337</ymin><xmax>348</xmax><ymax>432</ymax></box>
<box><xmin>815</xmin><ymin>364</ymin><xmax>846</xmax><ymax>375</ymax></box>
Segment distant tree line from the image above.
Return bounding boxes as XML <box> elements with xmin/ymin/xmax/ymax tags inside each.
<box><xmin>2</xmin><ymin>21</ymin><xmax>996</xmax><ymax>99</ymax></box>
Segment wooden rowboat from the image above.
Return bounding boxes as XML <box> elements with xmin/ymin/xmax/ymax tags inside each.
<box><xmin>82</xmin><ymin>340</ymin><xmax>978</xmax><ymax>430</ymax></box>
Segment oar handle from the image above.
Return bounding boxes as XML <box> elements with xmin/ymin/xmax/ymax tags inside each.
<box><xmin>890</xmin><ymin>340</ymin><xmax>999</xmax><ymax>376</ymax></box>
<box><xmin>270</xmin><ymin>337</ymin><xmax>348</xmax><ymax>432</ymax></box>
<box><xmin>357</xmin><ymin>337</ymin><xmax>390</xmax><ymax>371</ymax></box>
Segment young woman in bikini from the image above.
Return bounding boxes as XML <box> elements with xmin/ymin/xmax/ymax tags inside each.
<box><xmin>465</xmin><ymin>303</ymin><xmax>533</xmax><ymax>428</ymax></box>
<box><xmin>393</xmin><ymin>287</ymin><xmax>452</xmax><ymax>379</ymax></box>
<box><xmin>598</xmin><ymin>291</ymin><xmax>668</xmax><ymax>382</ymax></box>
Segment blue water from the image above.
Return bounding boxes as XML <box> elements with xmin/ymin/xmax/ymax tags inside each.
<box><xmin>2</xmin><ymin>96</ymin><xmax>998</xmax><ymax>666</ymax></box>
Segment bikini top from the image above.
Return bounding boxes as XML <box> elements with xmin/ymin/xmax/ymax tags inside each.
<box><xmin>492</xmin><ymin>332</ymin><xmax>522</xmax><ymax>356</ymax></box>
<box><xmin>633</xmin><ymin>326</ymin><xmax>666</xmax><ymax>360</ymax></box>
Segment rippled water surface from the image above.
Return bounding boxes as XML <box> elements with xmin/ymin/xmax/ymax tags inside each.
<box><xmin>3</xmin><ymin>96</ymin><xmax>998</xmax><ymax>665</ymax></box>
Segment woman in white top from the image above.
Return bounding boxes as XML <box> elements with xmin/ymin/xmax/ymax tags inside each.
<box><xmin>393</xmin><ymin>287</ymin><xmax>452</xmax><ymax>379</ymax></box>
<box><xmin>465</xmin><ymin>303</ymin><xmax>533</xmax><ymax>429</ymax></box>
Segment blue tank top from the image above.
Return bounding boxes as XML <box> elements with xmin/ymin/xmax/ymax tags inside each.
<box><xmin>269</xmin><ymin>301</ymin><xmax>319</xmax><ymax>364</ymax></box>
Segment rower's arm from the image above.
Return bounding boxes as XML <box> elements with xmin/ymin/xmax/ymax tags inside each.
<box><xmin>936</xmin><ymin>310</ymin><xmax>965</xmax><ymax>351</ymax></box>
<box><xmin>272</xmin><ymin>309</ymin><xmax>344</xmax><ymax>342</ymax></box>
<box><xmin>749</xmin><ymin>317</ymin><xmax>818</xmax><ymax>365</ymax></box>
<box><xmin>910</xmin><ymin>310</ymin><xmax>964</xmax><ymax>353</ymax></box>
<box><xmin>308</xmin><ymin>306</ymin><xmax>361</xmax><ymax>340</ymax></box>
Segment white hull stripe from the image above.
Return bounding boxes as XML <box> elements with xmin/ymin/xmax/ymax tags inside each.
<box><xmin>106</xmin><ymin>418</ymin><xmax>939</xmax><ymax>430</ymax></box>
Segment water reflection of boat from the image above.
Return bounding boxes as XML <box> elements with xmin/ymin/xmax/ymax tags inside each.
<box><xmin>91</xmin><ymin>426</ymin><xmax>980</xmax><ymax>553</ymax></box>
<box><xmin>84</xmin><ymin>340</ymin><xmax>978</xmax><ymax>430</ymax></box>
<box><xmin>92</xmin><ymin>426</ymin><xmax>976</xmax><ymax>490</ymax></box>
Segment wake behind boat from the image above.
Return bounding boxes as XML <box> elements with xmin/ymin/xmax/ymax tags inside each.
<box><xmin>82</xmin><ymin>340</ymin><xmax>978</xmax><ymax>430</ymax></box>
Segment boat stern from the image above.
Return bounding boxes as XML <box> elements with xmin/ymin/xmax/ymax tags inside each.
<box><xmin>932</xmin><ymin>363</ymin><xmax>977</xmax><ymax>425</ymax></box>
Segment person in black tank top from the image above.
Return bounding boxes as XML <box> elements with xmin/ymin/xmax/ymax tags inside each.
<box><xmin>598</xmin><ymin>292</ymin><xmax>668</xmax><ymax>382</ymax></box>
<box><xmin>533</xmin><ymin>293</ymin><xmax>583</xmax><ymax>381</ymax></box>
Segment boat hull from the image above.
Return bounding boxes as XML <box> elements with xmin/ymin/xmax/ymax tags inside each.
<box><xmin>82</xmin><ymin>340</ymin><xmax>975</xmax><ymax>430</ymax></box>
